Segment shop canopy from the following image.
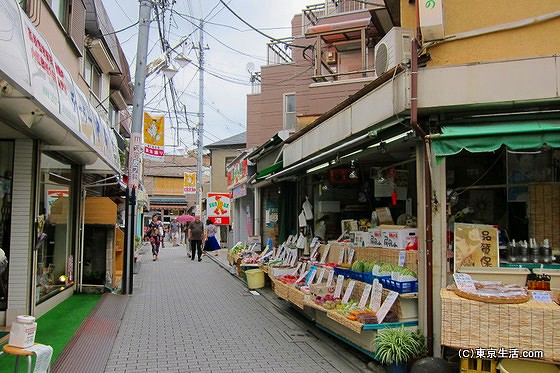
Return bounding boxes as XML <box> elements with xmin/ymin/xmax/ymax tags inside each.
<box><xmin>430</xmin><ymin>120</ymin><xmax>560</xmax><ymax>157</ymax></box>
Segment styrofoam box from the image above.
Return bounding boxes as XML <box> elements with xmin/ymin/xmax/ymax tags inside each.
<box><xmin>533</xmin><ymin>268</ymin><xmax>560</xmax><ymax>290</ymax></box>
<box><xmin>369</xmin><ymin>228</ymin><xmax>383</xmax><ymax>247</ymax></box>
<box><xmin>381</xmin><ymin>226</ymin><xmax>418</xmax><ymax>250</ymax></box>
<box><xmin>351</xmin><ymin>231</ymin><xmax>371</xmax><ymax>246</ymax></box>
<box><xmin>457</xmin><ymin>266</ymin><xmax>530</xmax><ymax>286</ymax></box>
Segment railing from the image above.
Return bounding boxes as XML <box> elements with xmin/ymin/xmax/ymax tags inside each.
<box><xmin>266</xmin><ymin>38</ymin><xmax>294</xmax><ymax>65</ymax></box>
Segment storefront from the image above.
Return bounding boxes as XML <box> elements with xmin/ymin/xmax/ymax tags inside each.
<box><xmin>0</xmin><ymin>2</ymin><xmax>123</xmax><ymax>324</ymax></box>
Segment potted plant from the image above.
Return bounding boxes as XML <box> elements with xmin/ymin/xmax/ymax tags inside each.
<box><xmin>375</xmin><ymin>326</ymin><xmax>427</xmax><ymax>373</ymax></box>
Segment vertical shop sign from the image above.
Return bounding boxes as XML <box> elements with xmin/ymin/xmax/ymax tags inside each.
<box><xmin>183</xmin><ymin>172</ymin><xmax>196</xmax><ymax>194</ymax></box>
<box><xmin>143</xmin><ymin>112</ymin><xmax>165</xmax><ymax>160</ymax></box>
<box><xmin>454</xmin><ymin>223</ymin><xmax>499</xmax><ymax>268</ymax></box>
<box><xmin>207</xmin><ymin>193</ymin><xmax>230</xmax><ymax>225</ymax></box>
<box><xmin>265</xmin><ymin>200</ymin><xmax>278</xmax><ymax>227</ymax></box>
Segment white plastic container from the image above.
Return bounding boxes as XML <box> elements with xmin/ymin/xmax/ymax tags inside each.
<box><xmin>8</xmin><ymin>315</ymin><xmax>37</xmax><ymax>348</ymax></box>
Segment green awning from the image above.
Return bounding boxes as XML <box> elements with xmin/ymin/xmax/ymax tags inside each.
<box><xmin>430</xmin><ymin>120</ymin><xmax>560</xmax><ymax>157</ymax></box>
<box><xmin>256</xmin><ymin>161</ymin><xmax>283</xmax><ymax>179</ymax></box>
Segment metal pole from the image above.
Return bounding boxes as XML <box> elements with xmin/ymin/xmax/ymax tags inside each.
<box><xmin>124</xmin><ymin>0</ymin><xmax>153</xmax><ymax>295</ymax></box>
<box><xmin>196</xmin><ymin>19</ymin><xmax>206</xmax><ymax>216</ymax></box>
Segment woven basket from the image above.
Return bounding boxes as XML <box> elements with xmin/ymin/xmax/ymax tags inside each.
<box><xmin>304</xmin><ymin>298</ymin><xmax>330</xmax><ymax>312</ymax></box>
<box><xmin>326</xmin><ymin>310</ymin><xmax>363</xmax><ymax>333</ymax></box>
<box><xmin>288</xmin><ymin>287</ymin><xmax>306</xmax><ymax>309</ymax></box>
<box><xmin>441</xmin><ymin>288</ymin><xmax>560</xmax><ymax>361</ymax></box>
<box><xmin>453</xmin><ymin>287</ymin><xmax>531</xmax><ymax>304</ymax></box>
<box><xmin>273</xmin><ymin>279</ymin><xmax>291</xmax><ymax>300</ymax></box>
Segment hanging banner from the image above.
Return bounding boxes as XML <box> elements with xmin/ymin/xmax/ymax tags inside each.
<box><xmin>183</xmin><ymin>172</ymin><xmax>196</xmax><ymax>194</ymax></box>
<box><xmin>454</xmin><ymin>223</ymin><xmax>499</xmax><ymax>268</ymax></box>
<box><xmin>207</xmin><ymin>192</ymin><xmax>231</xmax><ymax>225</ymax></box>
<box><xmin>143</xmin><ymin>112</ymin><xmax>165</xmax><ymax>161</ymax></box>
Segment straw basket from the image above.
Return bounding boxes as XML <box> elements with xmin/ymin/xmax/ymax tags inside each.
<box><xmin>288</xmin><ymin>287</ymin><xmax>306</xmax><ymax>309</ymax></box>
<box><xmin>353</xmin><ymin>247</ymin><xmax>418</xmax><ymax>273</ymax></box>
<box><xmin>273</xmin><ymin>279</ymin><xmax>291</xmax><ymax>300</ymax></box>
<box><xmin>326</xmin><ymin>310</ymin><xmax>363</xmax><ymax>333</ymax></box>
<box><xmin>440</xmin><ymin>288</ymin><xmax>560</xmax><ymax>361</ymax></box>
<box><xmin>452</xmin><ymin>287</ymin><xmax>530</xmax><ymax>304</ymax></box>
<box><xmin>528</xmin><ymin>182</ymin><xmax>560</xmax><ymax>249</ymax></box>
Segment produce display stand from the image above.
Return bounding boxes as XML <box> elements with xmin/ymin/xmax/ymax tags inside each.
<box><xmin>441</xmin><ymin>288</ymin><xmax>560</xmax><ymax>362</ymax></box>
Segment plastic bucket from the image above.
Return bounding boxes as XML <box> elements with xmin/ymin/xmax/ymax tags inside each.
<box><xmin>246</xmin><ymin>269</ymin><xmax>265</xmax><ymax>289</ymax></box>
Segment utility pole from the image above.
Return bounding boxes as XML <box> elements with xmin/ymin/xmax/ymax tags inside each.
<box><xmin>125</xmin><ymin>0</ymin><xmax>153</xmax><ymax>295</ymax></box>
<box><xmin>195</xmin><ymin>19</ymin><xmax>208</xmax><ymax>216</ymax></box>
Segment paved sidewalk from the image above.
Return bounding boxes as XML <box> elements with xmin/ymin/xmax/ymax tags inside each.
<box><xmin>102</xmin><ymin>243</ymin><xmax>373</xmax><ymax>372</ymax></box>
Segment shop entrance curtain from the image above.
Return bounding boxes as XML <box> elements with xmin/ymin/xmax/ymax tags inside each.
<box><xmin>430</xmin><ymin>120</ymin><xmax>560</xmax><ymax>157</ymax></box>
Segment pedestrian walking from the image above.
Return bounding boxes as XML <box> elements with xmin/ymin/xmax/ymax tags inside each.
<box><xmin>187</xmin><ymin>216</ymin><xmax>204</xmax><ymax>261</ymax></box>
<box><xmin>170</xmin><ymin>218</ymin><xmax>180</xmax><ymax>246</ymax></box>
<box><xmin>203</xmin><ymin>219</ymin><xmax>221</xmax><ymax>256</ymax></box>
<box><xmin>146</xmin><ymin>215</ymin><xmax>163</xmax><ymax>261</ymax></box>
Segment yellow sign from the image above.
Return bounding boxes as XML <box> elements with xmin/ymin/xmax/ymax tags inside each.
<box><xmin>143</xmin><ymin>112</ymin><xmax>165</xmax><ymax>160</ymax></box>
<box><xmin>183</xmin><ymin>172</ymin><xmax>196</xmax><ymax>194</ymax></box>
<box><xmin>454</xmin><ymin>223</ymin><xmax>499</xmax><ymax>268</ymax></box>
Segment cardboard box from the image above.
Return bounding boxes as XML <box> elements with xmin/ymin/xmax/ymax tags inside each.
<box><xmin>350</xmin><ymin>231</ymin><xmax>371</xmax><ymax>246</ymax></box>
<box><xmin>309</xmin><ymin>284</ymin><xmax>335</xmax><ymax>297</ymax></box>
<box><xmin>380</xmin><ymin>225</ymin><xmax>418</xmax><ymax>250</ymax></box>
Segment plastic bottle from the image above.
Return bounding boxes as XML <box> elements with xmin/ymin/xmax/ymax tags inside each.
<box><xmin>8</xmin><ymin>315</ymin><xmax>37</xmax><ymax>348</ymax></box>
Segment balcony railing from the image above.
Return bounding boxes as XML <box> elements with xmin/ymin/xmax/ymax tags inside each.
<box><xmin>266</xmin><ymin>38</ymin><xmax>294</xmax><ymax>65</ymax></box>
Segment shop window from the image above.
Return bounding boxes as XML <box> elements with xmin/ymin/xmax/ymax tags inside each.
<box><xmin>0</xmin><ymin>141</ymin><xmax>14</xmax><ymax>311</ymax></box>
<box><xmin>36</xmin><ymin>153</ymin><xmax>74</xmax><ymax>303</ymax></box>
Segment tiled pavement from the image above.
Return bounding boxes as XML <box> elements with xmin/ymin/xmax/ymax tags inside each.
<box><xmin>101</xmin><ymin>242</ymin><xmax>374</xmax><ymax>372</ymax></box>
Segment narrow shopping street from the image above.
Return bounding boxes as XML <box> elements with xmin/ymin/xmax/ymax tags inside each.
<box><xmin>99</xmin><ymin>242</ymin><xmax>373</xmax><ymax>373</ymax></box>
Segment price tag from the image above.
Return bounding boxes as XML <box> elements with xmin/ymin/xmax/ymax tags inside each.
<box><xmin>338</xmin><ymin>247</ymin><xmax>345</xmax><ymax>264</ymax></box>
<box><xmin>398</xmin><ymin>251</ymin><xmax>406</xmax><ymax>266</ymax></box>
<box><xmin>326</xmin><ymin>269</ymin><xmax>335</xmax><ymax>287</ymax></box>
<box><xmin>291</xmin><ymin>262</ymin><xmax>302</xmax><ymax>276</ymax></box>
<box><xmin>310</xmin><ymin>243</ymin><xmax>320</xmax><ymax>259</ymax></box>
<box><xmin>289</xmin><ymin>250</ymin><xmax>298</xmax><ymax>267</ymax></box>
<box><xmin>358</xmin><ymin>284</ymin><xmax>373</xmax><ymax>309</ymax></box>
<box><xmin>310</xmin><ymin>237</ymin><xmax>319</xmax><ymax>248</ymax></box>
<box><xmin>306</xmin><ymin>267</ymin><xmax>318</xmax><ymax>285</ymax></box>
<box><xmin>376</xmin><ymin>291</ymin><xmax>399</xmax><ymax>323</ymax></box>
<box><xmin>347</xmin><ymin>249</ymin><xmax>355</xmax><ymax>264</ymax></box>
<box><xmin>333</xmin><ymin>275</ymin><xmax>344</xmax><ymax>298</ymax></box>
<box><xmin>369</xmin><ymin>279</ymin><xmax>383</xmax><ymax>311</ymax></box>
<box><xmin>316</xmin><ymin>267</ymin><xmax>326</xmax><ymax>284</ymax></box>
<box><xmin>296</xmin><ymin>270</ymin><xmax>308</xmax><ymax>284</ymax></box>
<box><xmin>453</xmin><ymin>273</ymin><xmax>477</xmax><ymax>292</ymax></box>
<box><xmin>342</xmin><ymin>280</ymin><xmax>356</xmax><ymax>304</ymax></box>
<box><xmin>532</xmin><ymin>291</ymin><xmax>553</xmax><ymax>302</ymax></box>
<box><xmin>320</xmin><ymin>244</ymin><xmax>331</xmax><ymax>263</ymax></box>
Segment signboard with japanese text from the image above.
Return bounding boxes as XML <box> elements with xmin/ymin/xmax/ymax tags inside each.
<box><xmin>227</xmin><ymin>158</ymin><xmax>248</xmax><ymax>188</ymax></box>
<box><xmin>183</xmin><ymin>172</ymin><xmax>196</xmax><ymax>194</ymax></box>
<box><xmin>207</xmin><ymin>193</ymin><xmax>231</xmax><ymax>225</ymax></box>
<box><xmin>143</xmin><ymin>112</ymin><xmax>165</xmax><ymax>161</ymax></box>
<box><xmin>454</xmin><ymin>223</ymin><xmax>499</xmax><ymax>268</ymax></box>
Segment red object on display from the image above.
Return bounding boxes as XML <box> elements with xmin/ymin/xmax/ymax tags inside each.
<box><xmin>391</xmin><ymin>191</ymin><xmax>397</xmax><ymax>206</ymax></box>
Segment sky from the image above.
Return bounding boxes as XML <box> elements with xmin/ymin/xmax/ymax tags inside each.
<box><xmin>101</xmin><ymin>0</ymin><xmax>313</xmax><ymax>152</ymax></box>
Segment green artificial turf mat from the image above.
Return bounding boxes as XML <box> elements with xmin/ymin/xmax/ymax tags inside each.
<box><xmin>0</xmin><ymin>293</ymin><xmax>101</xmax><ymax>372</ymax></box>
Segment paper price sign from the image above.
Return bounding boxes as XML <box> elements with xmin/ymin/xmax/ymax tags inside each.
<box><xmin>320</xmin><ymin>244</ymin><xmax>331</xmax><ymax>263</ymax></box>
<box><xmin>338</xmin><ymin>247</ymin><xmax>345</xmax><ymax>264</ymax></box>
<box><xmin>310</xmin><ymin>237</ymin><xmax>319</xmax><ymax>248</ymax></box>
<box><xmin>333</xmin><ymin>275</ymin><xmax>345</xmax><ymax>298</ymax></box>
<box><xmin>310</xmin><ymin>243</ymin><xmax>320</xmax><ymax>260</ymax></box>
<box><xmin>398</xmin><ymin>251</ymin><xmax>406</xmax><ymax>266</ymax></box>
<box><xmin>369</xmin><ymin>279</ymin><xmax>383</xmax><ymax>311</ymax></box>
<box><xmin>326</xmin><ymin>269</ymin><xmax>335</xmax><ymax>287</ymax></box>
<box><xmin>306</xmin><ymin>267</ymin><xmax>317</xmax><ymax>285</ymax></box>
<box><xmin>453</xmin><ymin>273</ymin><xmax>477</xmax><ymax>292</ymax></box>
<box><xmin>532</xmin><ymin>291</ymin><xmax>553</xmax><ymax>303</ymax></box>
<box><xmin>291</xmin><ymin>262</ymin><xmax>302</xmax><ymax>276</ymax></box>
<box><xmin>376</xmin><ymin>291</ymin><xmax>399</xmax><ymax>324</ymax></box>
<box><xmin>358</xmin><ymin>284</ymin><xmax>372</xmax><ymax>309</ymax></box>
<box><xmin>347</xmin><ymin>249</ymin><xmax>355</xmax><ymax>264</ymax></box>
<box><xmin>316</xmin><ymin>267</ymin><xmax>326</xmax><ymax>284</ymax></box>
<box><xmin>342</xmin><ymin>280</ymin><xmax>356</xmax><ymax>304</ymax></box>
<box><xmin>296</xmin><ymin>270</ymin><xmax>308</xmax><ymax>284</ymax></box>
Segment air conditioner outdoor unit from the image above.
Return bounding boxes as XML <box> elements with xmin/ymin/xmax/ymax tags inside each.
<box><xmin>374</xmin><ymin>27</ymin><xmax>413</xmax><ymax>77</ymax></box>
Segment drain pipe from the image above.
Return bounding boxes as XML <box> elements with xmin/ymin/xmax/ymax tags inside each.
<box><xmin>410</xmin><ymin>5</ymin><xmax>434</xmax><ymax>357</ymax></box>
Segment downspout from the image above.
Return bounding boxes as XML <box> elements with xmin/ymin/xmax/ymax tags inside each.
<box><xmin>410</xmin><ymin>3</ymin><xmax>434</xmax><ymax>357</ymax></box>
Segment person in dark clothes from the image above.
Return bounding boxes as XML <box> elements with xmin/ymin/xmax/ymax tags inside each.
<box><xmin>187</xmin><ymin>216</ymin><xmax>204</xmax><ymax>261</ymax></box>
